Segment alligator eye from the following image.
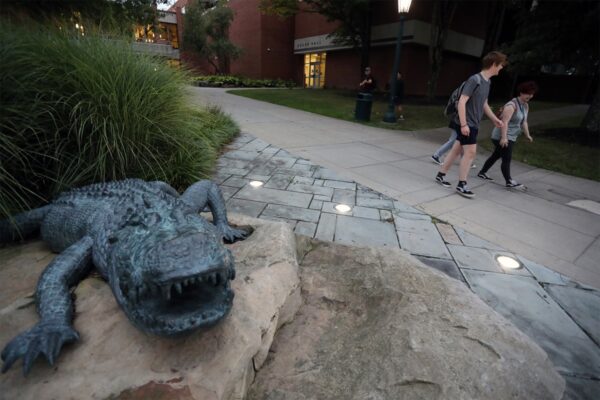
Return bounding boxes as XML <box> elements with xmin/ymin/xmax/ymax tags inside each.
<box><xmin>108</xmin><ymin>235</ymin><xmax>118</xmax><ymax>244</ymax></box>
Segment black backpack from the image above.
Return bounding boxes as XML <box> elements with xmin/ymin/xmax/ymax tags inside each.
<box><xmin>443</xmin><ymin>74</ymin><xmax>481</xmax><ymax>119</ymax></box>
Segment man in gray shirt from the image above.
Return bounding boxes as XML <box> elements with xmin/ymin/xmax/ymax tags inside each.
<box><xmin>435</xmin><ymin>51</ymin><xmax>507</xmax><ymax>198</ymax></box>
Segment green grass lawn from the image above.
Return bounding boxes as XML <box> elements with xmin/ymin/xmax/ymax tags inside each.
<box><xmin>479</xmin><ymin>116</ymin><xmax>600</xmax><ymax>182</ymax></box>
<box><xmin>228</xmin><ymin>88</ymin><xmax>577</xmax><ymax>131</ymax></box>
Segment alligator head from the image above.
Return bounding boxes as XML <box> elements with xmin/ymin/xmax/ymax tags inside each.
<box><xmin>107</xmin><ymin>212</ymin><xmax>236</xmax><ymax>336</ymax></box>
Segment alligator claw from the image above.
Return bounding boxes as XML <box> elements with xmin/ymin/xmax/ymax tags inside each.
<box><xmin>1</xmin><ymin>320</ymin><xmax>79</xmax><ymax>375</ymax></box>
<box><xmin>217</xmin><ymin>223</ymin><xmax>248</xmax><ymax>243</ymax></box>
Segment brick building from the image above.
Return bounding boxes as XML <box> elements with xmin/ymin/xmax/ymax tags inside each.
<box><xmin>166</xmin><ymin>0</ymin><xmax>495</xmax><ymax>96</ymax></box>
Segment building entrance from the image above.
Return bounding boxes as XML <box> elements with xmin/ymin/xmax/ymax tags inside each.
<box><xmin>304</xmin><ymin>53</ymin><xmax>327</xmax><ymax>88</ymax></box>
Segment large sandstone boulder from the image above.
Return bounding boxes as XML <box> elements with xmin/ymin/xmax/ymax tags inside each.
<box><xmin>0</xmin><ymin>216</ymin><xmax>301</xmax><ymax>400</ymax></box>
<box><xmin>0</xmin><ymin>216</ymin><xmax>564</xmax><ymax>400</ymax></box>
<box><xmin>248</xmin><ymin>239</ymin><xmax>565</xmax><ymax>400</ymax></box>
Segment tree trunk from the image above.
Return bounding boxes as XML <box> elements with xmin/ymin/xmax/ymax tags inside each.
<box><xmin>483</xmin><ymin>0</ymin><xmax>506</xmax><ymax>54</ymax></box>
<box><xmin>359</xmin><ymin>6</ymin><xmax>372</xmax><ymax>78</ymax></box>
<box><xmin>581</xmin><ymin>77</ymin><xmax>600</xmax><ymax>134</ymax></box>
<box><xmin>427</xmin><ymin>0</ymin><xmax>457</xmax><ymax>101</ymax></box>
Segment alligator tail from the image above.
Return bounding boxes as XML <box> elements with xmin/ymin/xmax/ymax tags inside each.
<box><xmin>0</xmin><ymin>206</ymin><xmax>51</xmax><ymax>243</ymax></box>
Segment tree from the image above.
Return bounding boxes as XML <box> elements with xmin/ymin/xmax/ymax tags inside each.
<box><xmin>260</xmin><ymin>0</ymin><xmax>373</xmax><ymax>76</ymax></box>
<box><xmin>0</xmin><ymin>0</ymin><xmax>167</xmax><ymax>32</ymax></box>
<box><xmin>183</xmin><ymin>0</ymin><xmax>240</xmax><ymax>74</ymax></box>
<box><xmin>504</xmin><ymin>0</ymin><xmax>599</xmax><ymax>134</ymax></box>
<box><xmin>427</xmin><ymin>0</ymin><xmax>458</xmax><ymax>100</ymax></box>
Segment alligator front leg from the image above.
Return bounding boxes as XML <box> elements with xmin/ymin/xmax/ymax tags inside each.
<box><xmin>180</xmin><ymin>180</ymin><xmax>247</xmax><ymax>242</ymax></box>
<box><xmin>1</xmin><ymin>236</ymin><xmax>93</xmax><ymax>375</ymax></box>
<box><xmin>0</xmin><ymin>206</ymin><xmax>51</xmax><ymax>242</ymax></box>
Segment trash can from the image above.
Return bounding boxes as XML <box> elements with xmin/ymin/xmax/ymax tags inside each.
<box><xmin>354</xmin><ymin>92</ymin><xmax>373</xmax><ymax>121</ymax></box>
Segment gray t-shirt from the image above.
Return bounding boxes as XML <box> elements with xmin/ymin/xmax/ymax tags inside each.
<box><xmin>491</xmin><ymin>99</ymin><xmax>528</xmax><ymax>142</ymax></box>
<box><xmin>452</xmin><ymin>73</ymin><xmax>491</xmax><ymax>128</ymax></box>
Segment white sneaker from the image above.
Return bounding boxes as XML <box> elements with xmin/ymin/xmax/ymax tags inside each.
<box><xmin>506</xmin><ymin>180</ymin><xmax>526</xmax><ymax>191</ymax></box>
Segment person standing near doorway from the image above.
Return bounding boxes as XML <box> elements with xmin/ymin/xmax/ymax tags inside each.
<box><xmin>477</xmin><ymin>81</ymin><xmax>538</xmax><ymax>190</ymax></box>
<box><xmin>435</xmin><ymin>51</ymin><xmax>507</xmax><ymax>198</ymax></box>
<box><xmin>359</xmin><ymin>67</ymin><xmax>377</xmax><ymax>93</ymax></box>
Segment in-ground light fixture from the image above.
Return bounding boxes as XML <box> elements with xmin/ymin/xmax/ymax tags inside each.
<box><xmin>496</xmin><ymin>255</ymin><xmax>522</xmax><ymax>270</ymax></box>
<box><xmin>335</xmin><ymin>204</ymin><xmax>352</xmax><ymax>213</ymax></box>
<box><xmin>249</xmin><ymin>181</ymin><xmax>264</xmax><ymax>188</ymax></box>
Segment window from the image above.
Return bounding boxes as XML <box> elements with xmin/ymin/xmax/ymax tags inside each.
<box><xmin>304</xmin><ymin>53</ymin><xmax>326</xmax><ymax>89</ymax></box>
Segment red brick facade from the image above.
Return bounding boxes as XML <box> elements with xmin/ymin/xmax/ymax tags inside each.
<box><xmin>171</xmin><ymin>0</ymin><xmax>493</xmax><ymax>96</ymax></box>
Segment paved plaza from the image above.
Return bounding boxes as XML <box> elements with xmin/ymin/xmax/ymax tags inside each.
<box><xmin>214</xmin><ymin>133</ymin><xmax>600</xmax><ymax>398</ymax></box>
<box><xmin>191</xmin><ymin>87</ymin><xmax>600</xmax><ymax>289</ymax></box>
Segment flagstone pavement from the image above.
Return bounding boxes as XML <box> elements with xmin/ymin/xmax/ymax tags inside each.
<box><xmin>214</xmin><ymin>133</ymin><xmax>600</xmax><ymax>400</ymax></box>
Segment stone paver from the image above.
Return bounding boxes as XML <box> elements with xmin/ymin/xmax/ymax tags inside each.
<box><xmin>226</xmin><ymin>198</ymin><xmax>266</xmax><ymax>218</ymax></box>
<box><xmin>235</xmin><ymin>186</ymin><xmax>311</xmax><ymax>208</ymax></box>
<box><xmin>435</xmin><ymin>223</ymin><xmax>463</xmax><ymax>245</ymax></box>
<box><xmin>210</xmin><ymin>132</ymin><xmax>600</xmax><ymax>398</ymax></box>
<box><xmin>397</xmin><ymin>230</ymin><xmax>452</xmax><ymax>259</ymax></box>
<box><xmin>315</xmin><ymin>213</ymin><xmax>336</xmax><ymax>241</ymax></box>
<box><xmin>222</xmin><ymin>176</ymin><xmax>250</xmax><ymax>188</ymax></box>
<box><xmin>332</xmin><ymin>189</ymin><xmax>355</xmax><ymax>205</ymax></box>
<box><xmin>356</xmin><ymin>197</ymin><xmax>394</xmax><ymax>209</ymax></box>
<box><xmin>447</xmin><ymin>244</ymin><xmax>505</xmax><ymax>273</ymax></box>
<box><xmin>519</xmin><ymin>256</ymin><xmax>575</xmax><ymax>286</ymax></box>
<box><xmin>335</xmin><ymin>215</ymin><xmax>398</xmax><ymax>248</ymax></box>
<box><xmin>323</xmin><ymin>180</ymin><xmax>356</xmax><ymax>190</ymax></box>
<box><xmin>261</xmin><ymin>204</ymin><xmax>320</xmax><ymax>223</ymax></box>
<box><xmin>414</xmin><ymin>255</ymin><xmax>465</xmax><ymax>283</ymax></box>
<box><xmin>294</xmin><ymin>221</ymin><xmax>317</xmax><ymax>237</ymax></box>
<box><xmin>462</xmin><ymin>270</ymin><xmax>600</xmax><ymax>379</ymax></box>
<box><xmin>351</xmin><ymin>206</ymin><xmax>380</xmax><ymax>220</ymax></box>
<box><xmin>545</xmin><ymin>285</ymin><xmax>600</xmax><ymax>345</ymax></box>
<box><xmin>264</xmin><ymin>173</ymin><xmax>293</xmax><ymax>189</ymax></box>
<box><xmin>287</xmin><ymin>183</ymin><xmax>334</xmax><ymax>197</ymax></box>
<box><xmin>453</xmin><ymin>227</ymin><xmax>506</xmax><ymax>251</ymax></box>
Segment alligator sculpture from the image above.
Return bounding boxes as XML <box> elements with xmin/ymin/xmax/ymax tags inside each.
<box><xmin>0</xmin><ymin>179</ymin><xmax>248</xmax><ymax>375</ymax></box>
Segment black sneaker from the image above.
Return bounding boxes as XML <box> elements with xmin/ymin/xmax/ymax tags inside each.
<box><xmin>477</xmin><ymin>172</ymin><xmax>493</xmax><ymax>181</ymax></box>
<box><xmin>431</xmin><ymin>155</ymin><xmax>442</xmax><ymax>165</ymax></box>
<box><xmin>456</xmin><ymin>185</ymin><xmax>475</xmax><ymax>198</ymax></box>
<box><xmin>506</xmin><ymin>179</ymin><xmax>526</xmax><ymax>190</ymax></box>
<box><xmin>436</xmin><ymin>174</ymin><xmax>451</xmax><ymax>188</ymax></box>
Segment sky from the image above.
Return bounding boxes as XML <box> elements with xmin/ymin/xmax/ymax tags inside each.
<box><xmin>157</xmin><ymin>0</ymin><xmax>177</xmax><ymax>11</ymax></box>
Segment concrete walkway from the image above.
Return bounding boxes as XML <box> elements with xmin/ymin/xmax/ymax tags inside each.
<box><xmin>190</xmin><ymin>87</ymin><xmax>600</xmax><ymax>290</ymax></box>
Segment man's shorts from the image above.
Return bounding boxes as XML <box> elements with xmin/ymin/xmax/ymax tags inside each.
<box><xmin>450</xmin><ymin>123</ymin><xmax>478</xmax><ymax>145</ymax></box>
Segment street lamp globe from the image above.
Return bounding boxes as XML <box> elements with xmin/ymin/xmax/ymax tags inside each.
<box><xmin>398</xmin><ymin>0</ymin><xmax>413</xmax><ymax>14</ymax></box>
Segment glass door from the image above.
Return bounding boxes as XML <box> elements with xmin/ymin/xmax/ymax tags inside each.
<box><xmin>304</xmin><ymin>53</ymin><xmax>326</xmax><ymax>88</ymax></box>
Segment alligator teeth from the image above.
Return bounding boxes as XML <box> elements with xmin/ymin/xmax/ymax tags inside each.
<box><xmin>183</xmin><ymin>279</ymin><xmax>189</xmax><ymax>287</ymax></box>
<box><xmin>209</xmin><ymin>273</ymin><xmax>217</xmax><ymax>286</ymax></box>
<box><xmin>174</xmin><ymin>283</ymin><xmax>183</xmax><ymax>294</ymax></box>
<box><xmin>162</xmin><ymin>285</ymin><xmax>171</xmax><ymax>301</ymax></box>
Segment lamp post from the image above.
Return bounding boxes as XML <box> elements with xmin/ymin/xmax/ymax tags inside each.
<box><xmin>383</xmin><ymin>0</ymin><xmax>413</xmax><ymax>123</ymax></box>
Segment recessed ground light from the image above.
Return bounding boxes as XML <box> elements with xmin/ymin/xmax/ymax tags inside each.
<box><xmin>335</xmin><ymin>204</ymin><xmax>352</xmax><ymax>213</ymax></box>
<box><xmin>496</xmin><ymin>255</ymin><xmax>522</xmax><ymax>270</ymax></box>
<box><xmin>249</xmin><ymin>181</ymin><xmax>264</xmax><ymax>188</ymax></box>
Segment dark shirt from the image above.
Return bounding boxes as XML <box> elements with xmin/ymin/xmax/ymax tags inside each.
<box><xmin>360</xmin><ymin>75</ymin><xmax>377</xmax><ymax>93</ymax></box>
<box><xmin>394</xmin><ymin>79</ymin><xmax>404</xmax><ymax>103</ymax></box>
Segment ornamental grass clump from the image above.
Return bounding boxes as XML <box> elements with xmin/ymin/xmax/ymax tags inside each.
<box><xmin>0</xmin><ymin>23</ymin><xmax>238</xmax><ymax>219</ymax></box>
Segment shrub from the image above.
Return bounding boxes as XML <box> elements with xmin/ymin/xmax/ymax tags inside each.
<box><xmin>192</xmin><ymin>75</ymin><xmax>296</xmax><ymax>88</ymax></box>
<box><xmin>0</xmin><ymin>23</ymin><xmax>239</xmax><ymax>219</ymax></box>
